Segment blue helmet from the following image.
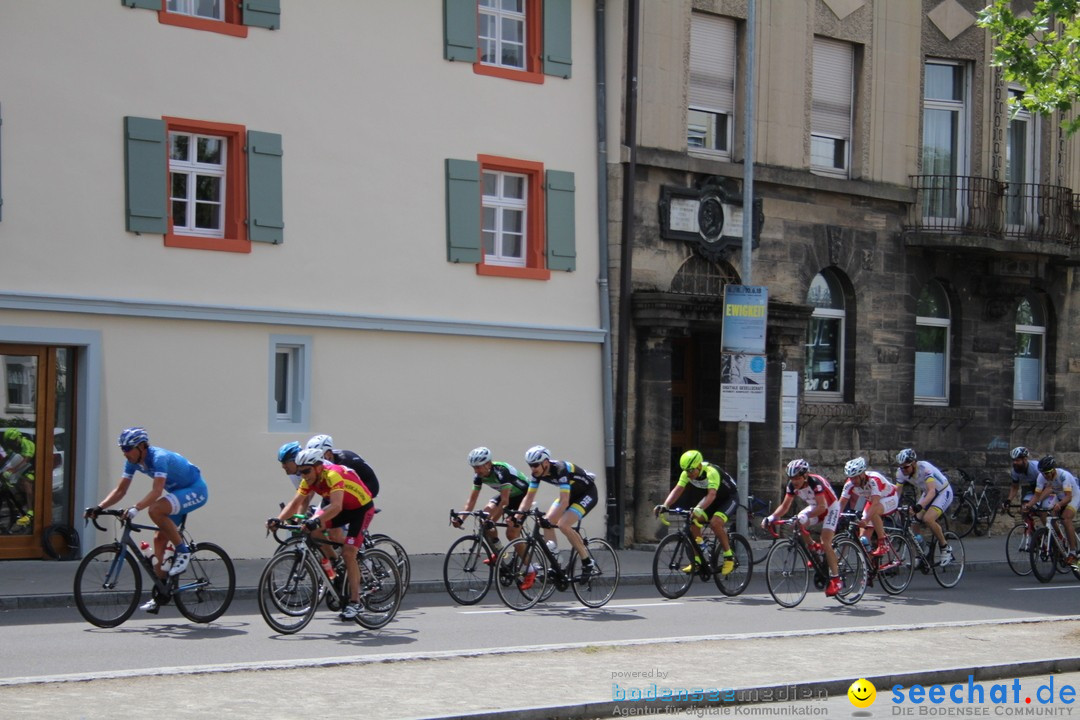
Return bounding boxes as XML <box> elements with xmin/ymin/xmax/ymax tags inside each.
<box><xmin>278</xmin><ymin>441</ymin><xmax>302</xmax><ymax>463</ymax></box>
<box><xmin>117</xmin><ymin>427</ymin><xmax>149</xmax><ymax>449</ymax></box>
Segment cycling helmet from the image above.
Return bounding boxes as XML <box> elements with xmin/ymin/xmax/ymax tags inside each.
<box><xmin>468</xmin><ymin>447</ymin><xmax>492</xmax><ymax>467</ymax></box>
<box><xmin>117</xmin><ymin>427</ymin><xmax>149</xmax><ymax>449</ymax></box>
<box><xmin>844</xmin><ymin>457</ymin><xmax>867</xmax><ymax>478</ymax></box>
<box><xmin>524</xmin><ymin>445</ymin><xmax>550</xmax><ymax>465</ymax></box>
<box><xmin>277</xmin><ymin>441</ymin><xmax>302</xmax><ymax>463</ymax></box>
<box><xmin>679</xmin><ymin>450</ymin><xmax>704</xmax><ymax>471</ymax></box>
<box><xmin>1010</xmin><ymin>446</ymin><xmax>1029</xmax><ymax>460</ymax></box>
<box><xmin>896</xmin><ymin>448</ymin><xmax>917</xmax><ymax>465</ymax></box>
<box><xmin>305</xmin><ymin>434</ymin><xmax>334</xmax><ymax>452</ymax></box>
<box><xmin>1038</xmin><ymin>455</ymin><xmax>1056</xmax><ymax>473</ymax></box>
<box><xmin>786</xmin><ymin>458</ymin><xmax>810</xmax><ymax>477</ymax></box>
<box><xmin>2</xmin><ymin>428</ymin><xmax>22</xmax><ymax>443</ymax></box>
<box><xmin>294</xmin><ymin>448</ymin><xmax>324</xmax><ymax>467</ymax></box>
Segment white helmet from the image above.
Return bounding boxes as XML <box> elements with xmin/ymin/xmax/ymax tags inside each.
<box><xmin>844</xmin><ymin>457</ymin><xmax>867</xmax><ymax>478</ymax></box>
<box><xmin>295</xmin><ymin>448</ymin><xmax>324</xmax><ymax>467</ymax></box>
<box><xmin>785</xmin><ymin>458</ymin><xmax>809</xmax><ymax>477</ymax></box>
<box><xmin>306</xmin><ymin>434</ymin><xmax>334</xmax><ymax>452</ymax></box>
<box><xmin>896</xmin><ymin>448</ymin><xmax>917</xmax><ymax>465</ymax></box>
<box><xmin>525</xmin><ymin>445</ymin><xmax>550</xmax><ymax>465</ymax></box>
<box><xmin>468</xmin><ymin>447</ymin><xmax>492</xmax><ymax>467</ymax></box>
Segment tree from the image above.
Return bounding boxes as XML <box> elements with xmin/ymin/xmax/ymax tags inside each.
<box><xmin>978</xmin><ymin>0</ymin><xmax>1080</xmax><ymax>133</ymax></box>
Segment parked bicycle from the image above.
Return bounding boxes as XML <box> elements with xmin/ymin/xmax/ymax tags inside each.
<box><xmin>736</xmin><ymin>494</ymin><xmax>773</xmax><ymax>542</ymax></box>
<box><xmin>762</xmin><ymin>518</ymin><xmax>867</xmax><ymax>608</ymax></box>
<box><xmin>945</xmin><ymin>469</ymin><xmax>1002</xmax><ymax>538</ymax></box>
<box><xmin>837</xmin><ymin>511</ymin><xmax>914</xmax><ymax>595</ymax></box>
<box><xmin>652</xmin><ymin>507</ymin><xmax>752</xmax><ymax>599</ymax></box>
<box><xmin>1029</xmin><ymin>513</ymin><xmax>1080</xmax><ymax>583</ymax></box>
<box><xmin>1004</xmin><ymin>505</ymin><xmax>1037</xmax><ymax>577</ymax></box>
<box><xmin>443</xmin><ymin>509</ymin><xmax>510</xmax><ymax>605</ymax></box>
<box><xmin>74</xmin><ymin>509</ymin><xmax>235</xmax><ymax>628</ymax></box>
<box><xmin>259</xmin><ymin>518</ymin><xmax>402</xmax><ymax>634</ymax></box>
<box><xmin>495</xmin><ymin>507</ymin><xmax>619</xmax><ymax>610</ymax></box>
<box><xmin>893</xmin><ymin>504</ymin><xmax>965</xmax><ymax>588</ymax></box>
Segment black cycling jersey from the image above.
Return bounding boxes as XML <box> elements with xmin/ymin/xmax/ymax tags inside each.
<box><xmin>529</xmin><ymin>460</ymin><xmax>596</xmax><ymax>491</ymax></box>
<box><xmin>473</xmin><ymin>461</ymin><xmax>529</xmax><ymax>497</ymax></box>
<box><xmin>331</xmin><ymin>448</ymin><xmax>379</xmax><ymax>498</ymax></box>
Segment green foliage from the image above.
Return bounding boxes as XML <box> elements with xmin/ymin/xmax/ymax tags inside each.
<box><xmin>978</xmin><ymin>0</ymin><xmax>1080</xmax><ymax>133</ymax></box>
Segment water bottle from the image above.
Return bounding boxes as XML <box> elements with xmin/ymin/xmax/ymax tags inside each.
<box><xmin>139</xmin><ymin>541</ymin><xmax>154</xmax><ymax>561</ymax></box>
<box><xmin>320</xmin><ymin>556</ymin><xmax>336</xmax><ymax>580</ymax></box>
<box><xmin>860</xmin><ymin>535</ymin><xmax>871</xmax><ymax>550</ymax></box>
<box><xmin>913</xmin><ymin>533</ymin><xmax>926</xmax><ymax>553</ymax></box>
<box><xmin>161</xmin><ymin>543</ymin><xmax>175</xmax><ymax>571</ymax></box>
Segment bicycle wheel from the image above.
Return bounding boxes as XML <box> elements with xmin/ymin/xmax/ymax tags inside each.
<box><xmin>833</xmin><ymin>537</ymin><xmax>867</xmax><ymax>605</ymax></box>
<box><xmin>945</xmin><ymin>497</ymin><xmax>977</xmax><ymax>539</ymax></box>
<box><xmin>494</xmin><ymin>538</ymin><xmax>549</xmax><ymax>611</ymax></box>
<box><xmin>932</xmin><ymin>531</ymin><xmax>965</xmax><ymax>588</ymax></box>
<box><xmin>570</xmin><ymin>538</ymin><xmax>620</xmax><ymax>608</ymax></box>
<box><xmin>764</xmin><ymin>539</ymin><xmax>808</xmax><ymax>608</ymax></box>
<box><xmin>1030</xmin><ymin>527</ymin><xmax>1057</xmax><ymax>583</ymax></box>
<box><xmin>355</xmin><ymin>548</ymin><xmax>402</xmax><ymax>630</ymax></box>
<box><xmin>1005</xmin><ymin>523</ymin><xmax>1033</xmax><ymax>577</ymax></box>
<box><xmin>174</xmin><ymin>542</ymin><xmax>236</xmax><ymax>623</ymax></box>
<box><xmin>74</xmin><ymin>544</ymin><xmax>142</xmax><ymax>628</ymax></box>
<box><xmin>257</xmin><ymin>551</ymin><xmax>321</xmax><ymax>634</ymax></box>
<box><xmin>443</xmin><ymin>535</ymin><xmax>493</xmax><ymax>605</ymax></box>
<box><xmin>877</xmin><ymin>531</ymin><xmax>915</xmax><ymax>595</ymax></box>
<box><xmin>714</xmin><ymin>533</ymin><xmax>753</xmax><ymax>597</ymax></box>
<box><xmin>651</xmin><ymin>534</ymin><xmax>697</xmax><ymax>599</ymax></box>
<box><xmin>368</xmin><ymin>533</ymin><xmax>411</xmax><ymax>595</ymax></box>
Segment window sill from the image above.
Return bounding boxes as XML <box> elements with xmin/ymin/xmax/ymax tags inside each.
<box><xmin>158</xmin><ymin>11</ymin><xmax>248</xmax><ymax>37</ymax></box>
<box><xmin>165</xmin><ymin>233</ymin><xmax>252</xmax><ymax>253</ymax></box>
<box><xmin>477</xmin><ymin>264</ymin><xmax>550</xmax><ymax>281</ymax></box>
<box><xmin>473</xmin><ymin>63</ymin><xmax>544</xmax><ymax>85</ymax></box>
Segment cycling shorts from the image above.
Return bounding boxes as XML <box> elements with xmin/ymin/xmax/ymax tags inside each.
<box><xmin>678</xmin><ymin>486</ymin><xmax>738</xmax><ymax>523</ymax></box>
<box><xmin>798</xmin><ymin>499</ymin><xmax>840</xmax><ymax>532</ymax></box>
<box><xmin>862</xmin><ymin>493</ymin><xmax>898</xmax><ymax>519</ymax></box>
<box><xmin>164</xmin><ymin>479</ymin><xmax>208</xmax><ymax>524</ymax></box>
<box><xmin>923</xmin><ymin>484</ymin><xmax>954</xmax><ymax>516</ymax></box>
<box><xmin>326</xmin><ymin>503</ymin><xmax>375</xmax><ymax>542</ymax></box>
<box><xmin>548</xmin><ymin>483</ymin><xmax>599</xmax><ymax>520</ymax></box>
<box><xmin>488</xmin><ymin>491</ymin><xmax>526</xmax><ymax>512</ymax></box>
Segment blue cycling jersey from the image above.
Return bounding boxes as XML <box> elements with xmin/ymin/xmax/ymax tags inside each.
<box><xmin>123</xmin><ymin>446</ymin><xmax>203</xmax><ymax>493</ymax></box>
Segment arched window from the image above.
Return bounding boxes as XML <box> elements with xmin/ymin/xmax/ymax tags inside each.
<box><xmin>1014</xmin><ymin>294</ymin><xmax>1046</xmax><ymax>406</ymax></box>
<box><xmin>805</xmin><ymin>271</ymin><xmax>845</xmax><ymax>397</ymax></box>
<box><xmin>915</xmin><ymin>281</ymin><xmax>951</xmax><ymax>404</ymax></box>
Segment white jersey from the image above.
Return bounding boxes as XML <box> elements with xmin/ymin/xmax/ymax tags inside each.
<box><xmin>840</xmin><ymin>470</ymin><xmax>897</xmax><ymax>504</ymax></box>
<box><xmin>895</xmin><ymin>460</ymin><xmax>949</xmax><ymax>495</ymax></box>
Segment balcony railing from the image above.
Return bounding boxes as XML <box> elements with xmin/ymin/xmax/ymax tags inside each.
<box><xmin>906</xmin><ymin>175</ymin><xmax>1076</xmax><ymax>248</ymax></box>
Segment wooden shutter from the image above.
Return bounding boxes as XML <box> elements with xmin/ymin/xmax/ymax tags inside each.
<box><xmin>247</xmin><ymin>131</ymin><xmax>284</xmax><ymax>244</ymax></box>
<box><xmin>242</xmin><ymin>0</ymin><xmax>280</xmax><ymax>30</ymax></box>
<box><xmin>812</xmin><ymin>37</ymin><xmax>853</xmax><ymax>138</ymax></box>
<box><xmin>445</xmin><ymin>159</ymin><xmax>481</xmax><ymax>263</ymax></box>
<box><xmin>689</xmin><ymin>14</ymin><xmax>735</xmax><ymax>113</ymax></box>
<box><xmin>444</xmin><ymin>0</ymin><xmax>477</xmax><ymax>62</ymax></box>
<box><xmin>545</xmin><ymin>170</ymin><xmax>576</xmax><ymax>272</ymax></box>
<box><xmin>121</xmin><ymin>0</ymin><xmax>161</xmax><ymax>9</ymax></box>
<box><xmin>543</xmin><ymin>0</ymin><xmax>573</xmax><ymax>78</ymax></box>
<box><xmin>124</xmin><ymin>116</ymin><xmax>168</xmax><ymax>234</ymax></box>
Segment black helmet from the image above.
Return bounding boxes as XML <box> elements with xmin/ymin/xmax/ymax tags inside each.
<box><xmin>1038</xmin><ymin>455</ymin><xmax>1056</xmax><ymax>473</ymax></box>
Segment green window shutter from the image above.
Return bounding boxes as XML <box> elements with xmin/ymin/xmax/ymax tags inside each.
<box><xmin>124</xmin><ymin>116</ymin><xmax>167</xmax><ymax>234</ymax></box>
<box><xmin>445</xmin><ymin>159</ymin><xmax>481</xmax><ymax>263</ymax></box>
<box><xmin>444</xmin><ymin>0</ymin><xmax>477</xmax><ymax>62</ymax></box>
<box><xmin>247</xmin><ymin>131</ymin><xmax>284</xmax><ymax>244</ymax></box>
<box><xmin>121</xmin><ymin>0</ymin><xmax>161</xmax><ymax>9</ymax></box>
<box><xmin>543</xmin><ymin>0</ymin><xmax>573</xmax><ymax>78</ymax></box>
<box><xmin>242</xmin><ymin>0</ymin><xmax>280</xmax><ymax>30</ymax></box>
<box><xmin>545</xmin><ymin>170</ymin><xmax>576</xmax><ymax>271</ymax></box>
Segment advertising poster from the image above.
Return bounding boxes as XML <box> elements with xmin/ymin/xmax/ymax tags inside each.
<box><xmin>719</xmin><ymin>353</ymin><xmax>766</xmax><ymax>422</ymax></box>
<box><xmin>721</xmin><ymin>285</ymin><xmax>768</xmax><ymax>354</ymax></box>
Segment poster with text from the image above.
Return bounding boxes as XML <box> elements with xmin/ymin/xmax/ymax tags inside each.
<box><xmin>721</xmin><ymin>285</ymin><xmax>768</xmax><ymax>354</ymax></box>
<box><xmin>720</xmin><ymin>353</ymin><xmax>766</xmax><ymax>422</ymax></box>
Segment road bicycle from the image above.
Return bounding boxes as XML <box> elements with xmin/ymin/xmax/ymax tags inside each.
<box><xmin>651</xmin><ymin>507</ymin><xmax>752</xmax><ymax>599</ymax></box>
<box><xmin>444</xmin><ymin>509</ymin><xmax>515</xmax><ymax>605</ymax></box>
<box><xmin>762</xmin><ymin>518</ymin><xmax>867</xmax><ymax>608</ymax></box>
<box><xmin>837</xmin><ymin>510</ymin><xmax>914</xmax><ymax>595</ymax></box>
<box><xmin>1029</xmin><ymin>513</ymin><xmax>1080</xmax><ymax>583</ymax></box>
<box><xmin>1004</xmin><ymin>505</ymin><xmax>1037</xmax><ymax>576</ymax></box>
<box><xmin>495</xmin><ymin>507</ymin><xmax>620</xmax><ymax>610</ymax></box>
<box><xmin>74</xmin><ymin>509</ymin><xmax>235</xmax><ymax>628</ymax></box>
<box><xmin>736</xmin><ymin>494</ymin><xmax>773</xmax><ymax>542</ymax></box>
<box><xmin>259</xmin><ymin>519</ymin><xmax>402</xmax><ymax>633</ymax></box>
<box><xmin>945</xmin><ymin>469</ymin><xmax>1002</xmax><ymax>538</ymax></box>
<box><xmin>893</xmin><ymin>504</ymin><xmax>965</xmax><ymax>588</ymax></box>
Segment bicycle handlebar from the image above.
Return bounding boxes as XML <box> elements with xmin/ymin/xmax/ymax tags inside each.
<box><xmin>83</xmin><ymin>507</ymin><xmax>127</xmax><ymax>533</ymax></box>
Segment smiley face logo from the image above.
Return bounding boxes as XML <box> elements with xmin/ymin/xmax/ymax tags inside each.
<box><xmin>848</xmin><ymin>678</ymin><xmax>876</xmax><ymax>708</ymax></box>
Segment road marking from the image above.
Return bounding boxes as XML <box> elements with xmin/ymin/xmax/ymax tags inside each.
<box><xmin>1013</xmin><ymin>585</ymin><xmax>1080</xmax><ymax>591</ymax></box>
<box><xmin>460</xmin><ymin>601</ymin><xmax>682</xmax><ymax>614</ymax></box>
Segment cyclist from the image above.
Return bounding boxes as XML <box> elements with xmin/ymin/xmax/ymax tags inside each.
<box><xmin>516</xmin><ymin>445</ymin><xmax>600</xmax><ymax>589</ymax></box>
<box><xmin>0</xmin><ymin>427</ymin><xmax>36</xmax><ymax>529</ymax></box>
<box><xmin>894</xmin><ymin>448</ymin><xmax>955</xmax><ymax>565</ymax></box>
<box><xmin>277</xmin><ymin>441</ymin><xmax>303</xmax><ymax>489</ymax></box>
<box><xmin>1024</xmin><ymin>456</ymin><xmax>1080</xmax><ymax>567</ymax></box>
<box><xmin>1007</xmin><ymin>446</ymin><xmax>1044</xmax><ymax>510</ymax></box>
<box><xmin>761</xmin><ymin>459</ymin><xmax>843</xmax><ymax>596</ymax></box>
<box><xmin>452</xmin><ymin>447</ymin><xmax>530</xmax><ymax>563</ymax></box>
<box><xmin>838</xmin><ymin>457</ymin><xmax>898</xmax><ymax>556</ymax></box>
<box><xmin>270</xmin><ymin>447</ymin><xmax>375</xmax><ymax>621</ymax></box>
<box><xmin>306</xmin><ymin>434</ymin><xmax>380</xmax><ymax>499</ymax></box>
<box><xmin>652</xmin><ymin>450</ymin><xmax>738</xmax><ymax>576</ymax></box>
<box><xmin>86</xmin><ymin>427</ymin><xmax>209</xmax><ymax>613</ymax></box>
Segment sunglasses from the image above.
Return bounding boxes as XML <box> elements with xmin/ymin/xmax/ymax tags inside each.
<box><xmin>121</xmin><ymin>445</ymin><xmax>137</xmax><ymax>453</ymax></box>
<box><xmin>299</xmin><ymin>466</ymin><xmax>316</xmax><ymax>476</ymax></box>
<box><xmin>528</xmin><ymin>462</ymin><xmax>543</xmax><ymax>468</ymax></box>
<box><xmin>901</xmin><ymin>463</ymin><xmax>915</xmax><ymax>470</ymax></box>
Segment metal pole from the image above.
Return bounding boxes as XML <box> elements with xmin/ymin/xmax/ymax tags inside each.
<box><xmin>737</xmin><ymin>0</ymin><xmax>756</xmax><ymax>539</ymax></box>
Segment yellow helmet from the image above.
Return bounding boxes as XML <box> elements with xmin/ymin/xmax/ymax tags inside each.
<box><xmin>679</xmin><ymin>450</ymin><xmax>703</xmax><ymax>471</ymax></box>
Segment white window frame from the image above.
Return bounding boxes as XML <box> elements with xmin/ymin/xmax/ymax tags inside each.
<box><xmin>478</xmin><ymin>0</ymin><xmax>526</xmax><ymax>71</ymax></box>
<box><xmin>811</xmin><ymin>37</ymin><xmax>853</xmax><ymax>178</ymax></box>
<box><xmin>269</xmin><ymin>335</ymin><xmax>311</xmax><ymax>432</ymax></box>
<box><xmin>169</xmin><ymin>132</ymin><xmax>226</xmax><ymax>239</ymax></box>
<box><xmin>804</xmin><ymin>272</ymin><xmax>846</xmax><ymax>401</ymax></box>
<box><xmin>1014</xmin><ymin>297</ymin><xmax>1045</xmax><ymax>408</ymax></box>
<box><xmin>3</xmin><ymin>357</ymin><xmax>35</xmax><ymax>414</ymax></box>
<box><xmin>166</xmin><ymin>0</ymin><xmax>224</xmax><ymax>21</ymax></box>
<box><xmin>482</xmin><ymin>170</ymin><xmax>528</xmax><ymax>267</ymax></box>
<box><xmin>922</xmin><ymin>59</ymin><xmax>970</xmax><ymax>223</ymax></box>
<box><xmin>688</xmin><ymin>13</ymin><xmax>736</xmax><ymax>160</ymax></box>
<box><xmin>914</xmin><ymin>282</ymin><xmax>951</xmax><ymax>405</ymax></box>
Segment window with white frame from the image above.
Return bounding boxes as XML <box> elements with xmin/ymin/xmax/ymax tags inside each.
<box><xmin>482</xmin><ymin>170</ymin><xmax>527</xmax><ymax>267</ymax></box>
<box><xmin>804</xmin><ymin>271</ymin><xmax>846</xmax><ymax>397</ymax></box>
<box><xmin>915</xmin><ymin>281</ymin><xmax>951</xmax><ymax>403</ymax></box>
<box><xmin>1005</xmin><ymin>86</ymin><xmax>1039</xmax><ymax>229</ymax></box>
<box><xmin>478</xmin><ymin>0</ymin><xmax>526</xmax><ymax>70</ymax></box>
<box><xmin>688</xmin><ymin>13</ymin><xmax>735</xmax><ymax>158</ymax></box>
<box><xmin>1014</xmin><ymin>295</ymin><xmax>1046</xmax><ymax>406</ymax></box>
<box><xmin>167</xmin><ymin>0</ymin><xmax>223</xmax><ymax>22</ymax></box>
<box><xmin>269</xmin><ymin>335</ymin><xmax>311</xmax><ymax>431</ymax></box>
<box><xmin>922</xmin><ymin>60</ymin><xmax>969</xmax><ymax>220</ymax></box>
<box><xmin>4</xmin><ymin>356</ymin><xmax>35</xmax><ymax>413</ymax></box>
<box><xmin>169</xmin><ymin>132</ymin><xmax>226</xmax><ymax>238</ymax></box>
<box><xmin>811</xmin><ymin>37</ymin><xmax>853</xmax><ymax>177</ymax></box>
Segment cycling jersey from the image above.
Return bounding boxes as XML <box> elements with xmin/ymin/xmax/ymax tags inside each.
<box><xmin>123</xmin><ymin>446</ymin><xmax>203</xmax><ymax>493</ymax></box>
<box><xmin>528</xmin><ymin>460</ymin><xmax>596</xmax><ymax>492</ymax></box>
<box><xmin>473</xmin><ymin>461</ymin><xmax>529</xmax><ymax>497</ymax></box>
<box><xmin>1036</xmin><ymin>468</ymin><xmax>1080</xmax><ymax>505</ymax></box>
<box><xmin>298</xmin><ymin>462</ymin><xmax>373</xmax><ymax>510</ymax></box>
<box><xmin>784</xmin><ymin>473</ymin><xmax>838</xmax><ymax>508</ymax></box>
<box><xmin>676</xmin><ymin>462</ymin><xmax>737</xmax><ymax>503</ymax></box>
<box><xmin>895</xmin><ymin>460</ymin><xmax>950</xmax><ymax>496</ymax></box>
<box><xmin>1011</xmin><ymin>460</ymin><xmax>1040</xmax><ymax>497</ymax></box>
<box><xmin>840</xmin><ymin>471</ymin><xmax>896</xmax><ymax>504</ymax></box>
<box><xmin>330</xmin><ymin>448</ymin><xmax>379</xmax><ymax>498</ymax></box>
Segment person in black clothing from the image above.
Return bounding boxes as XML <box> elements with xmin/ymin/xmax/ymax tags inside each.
<box><xmin>305</xmin><ymin>434</ymin><xmax>379</xmax><ymax>498</ymax></box>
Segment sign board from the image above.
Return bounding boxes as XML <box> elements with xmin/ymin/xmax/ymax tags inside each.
<box><xmin>781</xmin><ymin>370</ymin><xmax>799</xmax><ymax>448</ymax></box>
<box><xmin>719</xmin><ymin>353</ymin><xmax>766</xmax><ymax>422</ymax></box>
<box><xmin>721</xmin><ymin>285</ymin><xmax>768</xmax><ymax>354</ymax></box>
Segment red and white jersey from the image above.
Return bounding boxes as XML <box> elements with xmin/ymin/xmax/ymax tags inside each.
<box><xmin>840</xmin><ymin>471</ymin><xmax>897</xmax><ymax>503</ymax></box>
<box><xmin>784</xmin><ymin>473</ymin><xmax>838</xmax><ymax>509</ymax></box>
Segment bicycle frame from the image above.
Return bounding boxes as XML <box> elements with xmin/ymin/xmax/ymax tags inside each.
<box><xmin>87</xmin><ymin>510</ymin><xmax>207</xmax><ymax>599</ymax></box>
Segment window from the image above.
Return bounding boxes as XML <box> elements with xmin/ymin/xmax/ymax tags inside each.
<box><xmin>1005</xmin><ymin>87</ymin><xmax>1040</xmax><ymax>229</ymax></box>
<box><xmin>443</xmin><ymin>0</ymin><xmax>572</xmax><ymax>81</ymax></box>
<box><xmin>269</xmin><ymin>335</ymin><xmax>310</xmax><ymax>432</ymax></box>
<box><xmin>915</xmin><ymin>281</ymin><xmax>951</xmax><ymax>404</ymax></box>
<box><xmin>811</xmin><ymin>37</ymin><xmax>853</xmax><ymax>177</ymax></box>
<box><xmin>124</xmin><ymin>116</ymin><xmax>283</xmax><ymax>252</ymax></box>
<box><xmin>168</xmin><ymin>0</ymin><xmax>222</xmax><ymax>21</ymax></box>
<box><xmin>688</xmin><ymin>14</ymin><xmax>735</xmax><ymax>158</ymax></box>
<box><xmin>4</xmin><ymin>357</ymin><xmax>35</xmax><ymax>413</ymax></box>
<box><xmin>922</xmin><ymin>60</ymin><xmax>969</xmax><ymax>220</ymax></box>
<box><xmin>804</xmin><ymin>271</ymin><xmax>846</xmax><ymax>398</ymax></box>
<box><xmin>444</xmin><ymin>157</ymin><xmax>576</xmax><ymax>279</ymax></box>
<box><xmin>121</xmin><ymin>0</ymin><xmax>280</xmax><ymax>36</ymax></box>
<box><xmin>1014</xmin><ymin>295</ymin><xmax>1046</xmax><ymax>407</ymax></box>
